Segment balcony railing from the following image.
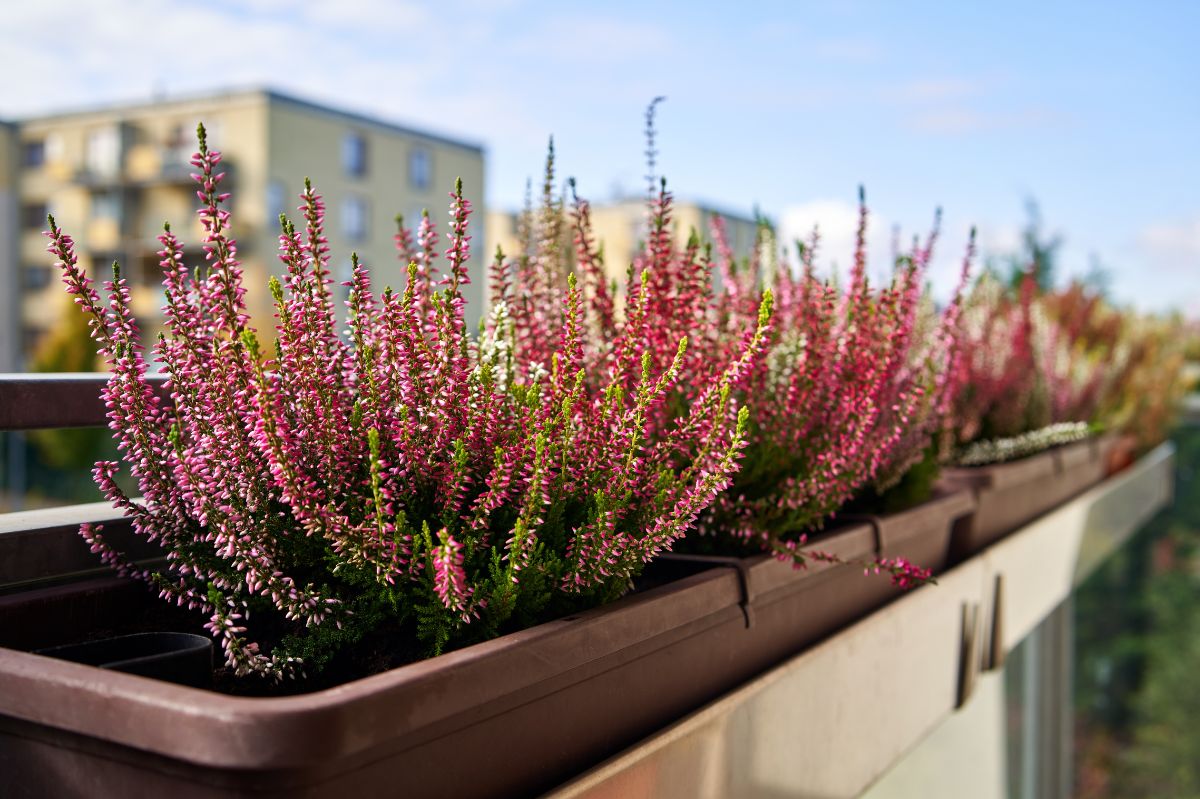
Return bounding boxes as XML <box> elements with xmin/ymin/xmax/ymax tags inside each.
<box><xmin>73</xmin><ymin>159</ymin><xmax>234</xmax><ymax>188</ymax></box>
<box><xmin>0</xmin><ymin>373</ymin><xmax>167</xmax><ymax>430</ymax></box>
<box><xmin>0</xmin><ymin>373</ymin><xmax>169</xmax><ymax>591</ymax></box>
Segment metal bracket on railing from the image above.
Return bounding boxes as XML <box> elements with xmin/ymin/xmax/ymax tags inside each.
<box><xmin>657</xmin><ymin>553</ymin><xmax>755</xmax><ymax>629</ymax></box>
<box><xmin>840</xmin><ymin>513</ymin><xmax>884</xmax><ymax>556</ymax></box>
<box><xmin>984</xmin><ymin>573</ymin><xmax>1006</xmax><ymax>672</ymax></box>
<box><xmin>956</xmin><ymin>601</ymin><xmax>982</xmax><ymax>709</ymax></box>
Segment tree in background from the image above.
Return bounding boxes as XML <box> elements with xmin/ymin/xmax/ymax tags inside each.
<box><xmin>25</xmin><ymin>294</ymin><xmax>113</xmax><ymax>499</ymax></box>
<box><xmin>1074</xmin><ymin>425</ymin><xmax>1200</xmax><ymax>798</ymax></box>
<box><xmin>989</xmin><ymin>199</ymin><xmax>1063</xmax><ymax>292</ymax></box>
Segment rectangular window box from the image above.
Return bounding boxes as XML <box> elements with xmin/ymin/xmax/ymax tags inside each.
<box><xmin>0</xmin><ymin>552</ymin><xmax>752</xmax><ymax>798</ymax></box>
<box><xmin>940</xmin><ymin>435</ymin><xmax>1113</xmax><ymax>563</ymax></box>
<box><xmin>659</xmin><ymin>488</ymin><xmax>976</xmax><ymax>683</ymax></box>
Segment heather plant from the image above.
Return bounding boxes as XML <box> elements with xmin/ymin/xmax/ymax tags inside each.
<box><xmin>700</xmin><ymin>194</ymin><xmax>971</xmax><ymax>560</ymax></box>
<box><xmin>1098</xmin><ymin>313</ymin><xmax>1194</xmax><ymax>452</ymax></box>
<box><xmin>953</xmin><ymin>272</ymin><xmax>1119</xmax><ymax>463</ymax></box>
<box><xmin>1034</xmin><ymin>282</ymin><xmax>1121</xmax><ymax>427</ymax></box>
<box><xmin>480</xmin><ymin>133</ymin><xmax>772</xmax><ymax>474</ymax></box>
<box><xmin>494</xmin><ymin>123</ymin><xmax>965</xmax><ymax>584</ymax></box>
<box><xmin>953</xmin><ymin>271</ymin><xmax>1041</xmax><ymax>444</ymax></box>
<box><xmin>46</xmin><ymin>125</ymin><xmax>761</xmax><ymax>680</ymax></box>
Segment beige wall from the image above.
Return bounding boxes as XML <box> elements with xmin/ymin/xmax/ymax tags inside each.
<box><xmin>16</xmin><ymin>92</ymin><xmax>270</xmax><ymax>350</ymax></box>
<box><xmin>485</xmin><ymin>209</ymin><xmax>522</xmax><ymax>267</ymax></box>
<box><xmin>267</xmin><ymin>97</ymin><xmax>487</xmax><ymax>331</ymax></box>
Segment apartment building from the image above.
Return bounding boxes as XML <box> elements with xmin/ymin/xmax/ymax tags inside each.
<box><xmin>12</xmin><ymin>88</ymin><xmax>486</xmax><ymax>361</ymax></box>
<box><xmin>0</xmin><ymin>121</ymin><xmax>17</xmax><ymax>371</ymax></box>
<box><xmin>485</xmin><ymin>198</ymin><xmax>765</xmax><ymax>293</ymax></box>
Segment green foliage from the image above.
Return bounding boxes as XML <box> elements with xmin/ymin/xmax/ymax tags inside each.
<box><xmin>1075</xmin><ymin>425</ymin><xmax>1200</xmax><ymax>795</ymax></box>
<box><xmin>853</xmin><ymin>446</ymin><xmax>942</xmax><ymax>515</ymax></box>
<box><xmin>989</xmin><ymin>198</ymin><xmax>1061</xmax><ymax>292</ymax></box>
<box><xmin>11</xmin><ymin>296</ymin><xmax>116</xmax><ymax>508</ymax></box>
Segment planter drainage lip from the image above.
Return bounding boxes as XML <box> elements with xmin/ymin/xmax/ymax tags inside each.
<box><xmin>33</xmin><ymin>631</ymin><xmax>214</xmax><ymax>690</ymax></box>
<box><xmin>0</xmin><ymin>565</ymin><xmax>744</xmax><ymax>770</ymax></box>
<box><xmin>742</xmin><ymin>522</ymin><xmax>875</xmax><ymax>603</ymax></box>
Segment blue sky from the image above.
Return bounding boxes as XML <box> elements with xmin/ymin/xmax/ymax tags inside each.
<box><xmin>3</xmin><ymin>0</ymin><xmax>1196</xmax><ymax>313</ymax></box>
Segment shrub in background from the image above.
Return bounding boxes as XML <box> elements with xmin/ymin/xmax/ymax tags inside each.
<box><xmin>951</xmin><ymin>272</ymin><xmax>1118</xmax><ymax>463</ymax></box>
<box><xmin>1098</xmin><ymin>313</ymin><xmax>1194</xmax><ymax>453</ymax></box>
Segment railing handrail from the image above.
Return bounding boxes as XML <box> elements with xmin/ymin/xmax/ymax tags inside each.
<box><xmin>0</xmin><ymin>501</ymin><xmax>162</xmax><ymax>592</ymax></box>
<box><xmin>0</xmin><ymin>373</ymin><xmax>169</xmax><ymax>431</ymax></box>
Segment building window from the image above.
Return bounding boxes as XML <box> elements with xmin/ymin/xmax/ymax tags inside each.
<box><xmin>133</xmin><ymin>253</ymin><xmax>165</xmax><ymax>287</ymax></box>
<box><xmin>163</xmin><ymin>123</ymin><xmax>193</xmax><ymax>172</ymax></box>
<box><xmin>91</xmin><ymin>190</ymin><xmax>123</xmax><ymax>223</ymax></box>
<box><xmin>22</xmin><ymin>265</ymin><xmax>53</xmax><ymax>291</ymax></box>
<box><xmin>90</xmin><ymin>252</ymin><xmax>120</xmax><ymax>280</ymax></box>
<box><xmin>21</xmin><ymin>326</ymin><xmax>45</xmax><ymax>356</ymax></box>
<box><xmin>342</xmin><ymin>132</ymin><xmax>367</xmax><ymax>178</ymax></box>
<box><xmin>22</xmin><ymin>140</ymin><xmax>45</xmax><ymax>168</ymax></box>
<box><xmin>266</xmin><ymin>180</ymin><xmax>288</xmax><ymax>224</ymax></box>
<box><xmin>85</xmin><ymin>127</ymin><xmax>122</xmax><ymax>177</ymax></box>
<box><xmin>44</xmin><ymin>133</ymin><xmax>64</xmax><ymax>164</ymax></box>
<box><xmin>342</xmin><ymin>195</ymin><xmax>369</xmax><ymax>242</ymax></box>
<box><xmin>408</xmin><ymin>146</ymin><xmax>431</xmax><ymax>191</ymax></box>
<box><xmin>21</xmin><ymin>201</ymin><xmax>49</xmax><ymax>230</ymax></box>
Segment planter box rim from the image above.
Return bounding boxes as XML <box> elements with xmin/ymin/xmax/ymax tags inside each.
<box><xmin>942</xmin><ymin>436</ymin><xmax>1098</xmax><ymax>490</ymax></box>
<box><xmin>0</xmin><ymin>565</ymin><xmax>742</xmax><ymax>770</ymax></box>
<box><xmin>663</xmin><ymin>520</ymin><xmax>878</xmax><ymax>605</ymax></box>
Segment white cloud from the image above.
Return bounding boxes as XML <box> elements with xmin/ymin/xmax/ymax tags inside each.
<box><xmin>1121</xmin><ymin>214</ymin><xmax>1200</xmax><ymax>318</ymax></box>
<box><xmin>509</xmin><ymin>16</ymin><xmax>674</xmax><ymax>64</ymax></box>
<box><xmin>890</xmin><ymin>77</ymin><xmax>982</xmax><ymax>104</ymax></box>
<box><xmin>904</xmin><ymin>106</ymin><xmax>1066</xmax><ymax>136</ymax></box>
<box><xmin>1138</xmin><ymin>215</ymin><xmax>1200</xmax><ymax>268</ymax></box>
<box><xmin>975</xmin><ymin>222</ymin><xmax>1023</xmax><ymax>256</ymax></box>
<box><xmin>778</xmin><ymin>198</ymin><xmax>893</xmax><ymax>282</ymax></box>
<box><xmin>778</xmin><ymin>198</ymin><xmax>987</xmax><ymax>304</ymax></box>
<box><xmin>810</xmin><ymin>35</ymin><xmax>883</xmax><ymax>63</ymax></box>
<box><xmin>304</xmin><ymin>0</ymin><xmax>429</xmax><ymax>29</ymax></box>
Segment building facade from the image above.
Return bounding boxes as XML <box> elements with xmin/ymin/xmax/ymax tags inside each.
<box><xmin>486</xmin><ymin>198</ymin><xmax>765</xmax><ymax>296</ymax></box>
<box><xmin>11</xmin><ymin>88</ymin><xmax>486</xmax><ymax>361</ymax></box>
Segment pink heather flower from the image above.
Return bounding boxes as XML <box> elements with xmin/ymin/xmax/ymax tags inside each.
<box><xmin>952</xmin><ymin>271</ymin><xmax>1118</xmax><ymax>451</ymax></box>
<box><xmin>432</xmin><ymin>529</ymin><xmax>474</xmax><ymax>622</ymax></box>
<box><xmin>494</xmin><ymin>119</ymin><xmax>972</xmax><ymax>575</ymax></box>
<box><xmin>867</xmin><ymin>557</ymin><xmax>935</xmax><ymax>590</ymax></box>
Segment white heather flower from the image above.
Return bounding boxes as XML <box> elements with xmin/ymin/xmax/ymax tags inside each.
<box><xmin>957</xmin><ymin>421</ymin><xmax>1092</xmax><ymax>466</ymax></box>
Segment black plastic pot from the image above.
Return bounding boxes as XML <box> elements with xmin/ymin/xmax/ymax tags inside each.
<box><xmin>35</xmin><ymin>632</ymin><xmax>213</xmax><ymax>688</ymax></box>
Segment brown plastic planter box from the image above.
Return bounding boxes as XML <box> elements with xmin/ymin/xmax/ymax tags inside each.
<box><xmin>940</xmin><ymin>436</ymin><xmax>1109</xmax><ymax>562</ymax></box>
<box><xmin>0</xmin><ymin>564</ymin><xmax>754</xmax><ymax>799</ymax></box>
<box><xmin>871</xmin><ymin>487</ymin><xmax>977</xmax><ymax>573</ymax></box>
<box><xmin>1102</xmin><ymin>432</ymin><xmax>1138</xmax><ymax>476</ymax></box>
<box><xmin>660</xmin><ymin>488</ymin><xmax>976</xmax><ymax>680</ymax></box>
